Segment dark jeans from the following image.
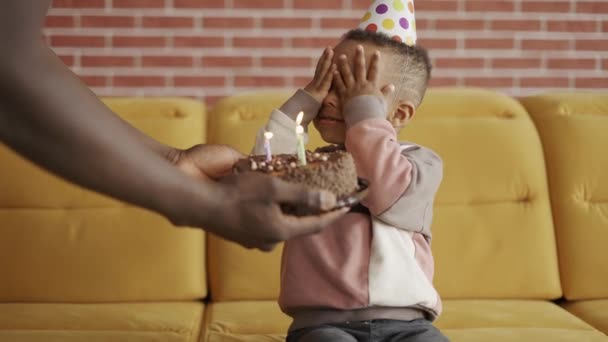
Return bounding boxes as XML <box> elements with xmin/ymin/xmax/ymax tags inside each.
<box><xmin>287</xmin><ymin>319</ymin><xmax>449</xmax><ymax>342</ymax></box>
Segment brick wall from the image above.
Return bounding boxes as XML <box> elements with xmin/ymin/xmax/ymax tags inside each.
<box><xmin>45</xmin><ymin>0</ymin><xmax>608</xmax><ymax>106</ymax></box>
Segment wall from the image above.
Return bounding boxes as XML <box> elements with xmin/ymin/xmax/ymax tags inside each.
<box><xmin>44</xmin><ymin>0</ymin><xmax>608</xmax><ymax>105</ymax></box>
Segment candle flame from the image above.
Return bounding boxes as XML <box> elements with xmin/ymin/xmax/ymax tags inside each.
<box><xmin>295</xmin><ymin>111</ymin><xmax>304</xmax><ymax>126</ymax></box>
<box><xmin>264</xmin><ymin>131</ymin><xmax>274</xmax><ymax>140</ymax></box>
<box><xmin>296</xmin><ymin>125</ymin><xmax>304</xmax><ymax>134</ymax></box>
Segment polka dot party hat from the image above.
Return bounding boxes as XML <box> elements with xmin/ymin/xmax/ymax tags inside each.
<box><xmin>358</xmin><ymin>0</ymin><xmax>417</xmax><ymax>46</ymax></box>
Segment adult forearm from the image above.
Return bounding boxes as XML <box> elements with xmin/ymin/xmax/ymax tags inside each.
<box><xmin>0</xmin><ymin>41</ymin><xmax>220</xmax><ymax>223</ymax></box>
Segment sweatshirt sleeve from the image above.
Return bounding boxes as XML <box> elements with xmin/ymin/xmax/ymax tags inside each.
<box><xmin>252</xmin><ymin>89</ymin><xmax>321</xmax><ymax>155</ymax></box>
<box><xmin>344</xmin><ymin>95</ymin><xmax>443</xmax><ymax>237</ymax></box>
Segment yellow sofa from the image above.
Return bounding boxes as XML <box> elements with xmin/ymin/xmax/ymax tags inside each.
<box><xmin>0</xmin><ymin>89</ymin><xmax>606</xmax><ymax>342</ymax></box>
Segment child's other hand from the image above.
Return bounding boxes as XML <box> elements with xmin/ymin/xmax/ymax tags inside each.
<box><xmin>334</xmin><ymin>45</ymin><xmax>395</xmax><ymax>105</ymax></box>
<box><xmin>304</xmin><ymin>47</ymin><xmax>336</xmax><ymax>103</ymax></box>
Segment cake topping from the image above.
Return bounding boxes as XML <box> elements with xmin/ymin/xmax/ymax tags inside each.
<box><xmin>243</xmin><ymin>150</ymin><xmax>343</xmax><ymax>173</ymax></box>
<box><xmin>234</xmin><ymin>148</ymin><xmax>359</xmax><ymax>203</ymax></box>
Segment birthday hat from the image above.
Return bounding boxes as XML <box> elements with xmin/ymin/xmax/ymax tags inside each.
<box><xmin>358</xmin><ymin>0</ymin><xmax>417</xmax><ymax>46</ymax></box>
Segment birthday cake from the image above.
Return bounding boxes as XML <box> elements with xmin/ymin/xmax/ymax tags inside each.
<box><xmin>234</xmin><ymin>148</ymin><xmax>359</xmax><ymax>198</ymax></box>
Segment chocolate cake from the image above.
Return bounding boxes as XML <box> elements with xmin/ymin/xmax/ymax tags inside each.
<box><xmin>234</xmin><ymin>149</ymin><xmax>358</xmax><ymax>198</ymax></box>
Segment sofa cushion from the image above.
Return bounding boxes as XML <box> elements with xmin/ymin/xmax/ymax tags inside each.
<box><xmin>520</xmin><ymin>92</ymin><xmax>608</xmax><ymax>300</ymax></box>
<box><xmin>0</xmin><ymin>302</ymin><xmax>203</xmax><ymax>342</ymax></box>
<box><xmin>0</xmin><ymin>98</ymin><xmax>207</xmax><ymax>302</ymax></box>
<box><xmin>562</xmin><ymin>300</ymin><xmax>608</xmax><ymax>335</ymax></box>
<box><xmin>206</xmin><ymin>88</ymin><xmax>561</xmax><ymax>301</ymax></box>
<box><xmin>0</xmin><ymin>97</ymin><xmax>206</xmax><ymax>208</ymax></box>
<box><xmin>202</xmin><ymin>300</ymin><xmax>608</xmax><ymax>342</ymax></box>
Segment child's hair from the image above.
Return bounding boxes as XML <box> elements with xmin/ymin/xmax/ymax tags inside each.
<box><xmin>343</xmin><ymin>29</ymin><xmax>432</xmax><ymax>107</ymax></box>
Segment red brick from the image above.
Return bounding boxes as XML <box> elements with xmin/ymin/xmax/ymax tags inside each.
<box><xmin>435</xmin><ymin>19</ymin><xmax>484</xmax><ymax>30</ymax></box>
<box><xmin>293</xmin><ymin>0</ymin><xmax>341</xmax><ymax>9</ymax></box>
<box><xmin>234</xmin><ymin>0</ymin><xmax>283</xmax><ymax>8</ymax></box>
<box><xmin>262</xmin><ymin>18</ymin><xmax>313</xmax><ymax>29</ymax></box>
<box><xmin>80</xmin><ymin>75</ymin><xmax>108</xmax><ymax>87</ymax></box>
<box><xmin>465</xmin><ymin>1</ymin><xmax>514</xmax><ymax>12</ymax></box>
<box><xmin>234</xmin><ymin>37</ymin><xmax>284</xmax><ymax>48</ymax></box>
<box><xmin>603</xmin><ymin>59</ymin><xmax>608</xmax><ymax>70</ymax></box>
<box><xmin>466</xmin><ymin>39</ymin><xmax>514</xmax><ymax>49</ymax></box>
<box><xmin>58</xmin><ymin>55</ymin><xmax>75</xmax><ymax>66</ymax></box>
<box><xmin>291</xmin><ymin>37</ymin><xmax>338</xmax><ymax>48</ymax></box>
<box><xmin>45</xmin><ymin>16</ymin><xmax>75</xmax><ymax>28</ymax></box>
<box><xmin>173</xmin><ymin>76</ymin><xmax>226</xmax><ymax>87</ymax></box>
<box><xmin>261</xmin><ymin>57</ymin><xmax>313</xmax><ymax>68</ymax></box>
<box><xmin>348</xmin><ymin>0</ymin><xmax>364</xmax><ymax>9</ymax></box>
<box><xmin>235</xmin><ymin>76</ymin><xmax>286</xmax><ymax>87</ymax></box>
<box><xmin>81</xmin><ymin>56</ymin><xmax>135</xmax><ymax>67</ymax></box>
<box><xmin>173</xmin><ymin>36</ymin><xmax>225</xmax><ymax>48</ymax></box>
<box><xmin>415</xmin><ymin>19</ymin><xmax>431</xmax><ymax>30</ymax></box>
<box><xmin>547</xmin><ymin>59</ymin><xmax>596</xmax><ymax>70</ymax></box>
<box><xmin>113</xmin><ymin>0</ymin><xmax>165</xmax><ymax>8</ymax></box>
<box><xmin>202</xmin><ymin>56</ymin><xmax>253</xmax><ymax>67</ymax></box>
<box><xmin>416</xmin><ymin>1</ymin><xmax>458</xmax><ymax>11</ymax></box>
<box><xmin>491</xmin><ymin>58</ymin><xmax>542</xmax><ymax>69</ymax></box>
<box><xmin>174</xmin><ymin>0</ymin><xmax>225</xmax><ymax>8</ymax></box>
<box><xmin>522</xmin><ymin>39</ymin><xmax>570</xmax><ymax>50</ymax></box>
<box><xmin>320</xmin><ymin>18</ymin><xmax>361</xmax><ymax>29</ymax></box>
<box><xmin>81</xmin><ymin>16</ymin><xmax>135</xmax><ymax>28</ymax></box>
<box><xmin>522</xmin><ymin>1</ymin><xmax>570</xmax><ymax>12</ymax></box>
<box><xmin>520</xmin><ymin>77</ymin><xmax>569</xmax><ymax>88</ymax></box>
<box><xmin>142</xmin><ymin>17</ymin><xmax>194</xmax><ymax>28</ymax></box>
<box><xmin>203</xmin><ymin>17</ymin><xmax>255</xmax><ymax>29</ymax></box>
<box><xmin>428</xmin><ymin>77</ymin><xmax>460</xmax><ymax>87</ymax></box>
<box><xmin>417</xmin><ymin>39</ymin><xmax>458</xmax><ymax>50</ymax></box>
<box><xmin>435</xmin><ymin>58</ymin><xmax>484</xmax><ymax>69</ymax></box>
<box><xmin>291</xmin><ymin>77</ymin><xmax>305</xmax><ymax>88</ymax></box>
<box><xmin>112</xmin><ymin>36</ymin><xmax>166</xmax><ymax>47</ymax></box>
<box><xmin>50</xmin><ymin>35</ymin><xmax>106</xmax><ymax>47</ymax></box>
<box><xmin>604</xmin><ymin>22</ymin><xmax>608</xmax><ymax>32</ymax></box>
<box><xmin>576</xmin><ymin>78</ymin><xmax>608</xmax><ymax>88</ymax></box>
<box><xmin>547</xmin><ymin>21</ymin><xmax>597</xmax><ymax>32</ymax></box>
<box><xmin>142</xmin><ymin>56</ymin><xmax>193</xmax><ymax>67</ymax></box>
<box><xmin>113</xmin><ymin>76</ymin><xmax>165</xmax><ymax>87</ymax></box>
<box><xmin>576</xmin><ymin>40</ymin><xmax>608</xmax><ymax>51</ymax></box>
<box><xmin>577</xmin><ymin>2</ymin><xmax>608</xmax><ymax>13</ymax></box>
<box><xmin>52</xmin><ymin>0</ymin><xmax>104</xmax><ymax>8</ymax></box>
<box><xmin>464</xmin><ymin>77</ymin><xmax>513</xmax><ymax>88</ymax></box>
<box><xmin>491</xmin><ymin>20</ymin><xmax>541</xmax><ymax>31</ymax></box>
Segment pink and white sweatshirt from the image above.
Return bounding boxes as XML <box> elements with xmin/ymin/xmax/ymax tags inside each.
<box><xmin>252</xmin><ymin>89</ymin><xmax>443</xmax><ymax>331</ymax></box>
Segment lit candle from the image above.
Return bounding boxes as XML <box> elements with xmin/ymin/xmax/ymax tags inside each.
<box><xmin>295</xmin><ymin>111</ymin><xmax>307</xmax><ymax>166</ymax></box>
<box><xmin>263</xmin><ymin>131</ymin><xmax>273</xmax><ymax>162</ymax></box>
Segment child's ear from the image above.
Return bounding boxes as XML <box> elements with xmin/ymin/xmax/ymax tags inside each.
<box><xmin>389</xmin><ymin>100</ymin><xmax>416</xmax><ymax>128</ymax></box>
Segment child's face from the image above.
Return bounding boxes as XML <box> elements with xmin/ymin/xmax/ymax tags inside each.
<box><xmin>314</xmin><ymin>39</ymin><xmax>395</xmax><ymax>145</ymax></box>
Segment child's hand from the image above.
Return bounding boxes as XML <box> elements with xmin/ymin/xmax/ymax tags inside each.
<box><xmin>334</xmin><ymin>45</ymin><xmax>395</xmax><ymax>105</ymax></box>
<box><xmin>304</xmin><ymin>47</ymin><xmax>336</xmax><ymax>103</ymax></box>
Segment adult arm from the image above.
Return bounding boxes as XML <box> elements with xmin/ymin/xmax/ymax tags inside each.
<box><xmin>0</xmin><ymin>0</ymin><xmax>345</xmax><ymax>251</ymax></box>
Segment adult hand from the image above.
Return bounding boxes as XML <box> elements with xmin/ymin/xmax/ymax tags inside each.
<box><xmin>166</xmin><ymin>144</ymin><xmax>347</xmax><ymax>251</ymax></box>
<box><xmin>169</xmin><ymin>144</ymin><xmax>244</xmax><ymax>181</ymax></box>
<box><xmin>333</xmin><ymin>45</ymin><xmax>394</xmax><ymax>105</ymax></box>
<box><xmin>304</xmin><ymin>47</ymin><xmax>336</xmax><ymax>103</ymax></box>
<box><xmin>211</xmin><ymin>172</ymin><xmax>348</xmax><ymax>251</ymax></box>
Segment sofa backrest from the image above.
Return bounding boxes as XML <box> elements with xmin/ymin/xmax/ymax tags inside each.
<box><xmin>521</xmin><ymin>92</ymin><xmax>608</xmax><ymax>301</ymax></box>
<box><xmin>206</xmin><ymin>88</ymin><xmax>563</xmax><ymax>301</ymax></box>
<box><xmin>0</xmin><ymin>98</ymin><xmax>208</xmax><ymax>302</ymax></box>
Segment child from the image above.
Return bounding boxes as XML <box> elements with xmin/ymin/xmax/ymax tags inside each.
<box><xmin>252</xmin><ymin>1</ymin><xmax>448</xmax><ymax>341</ymax></box>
